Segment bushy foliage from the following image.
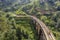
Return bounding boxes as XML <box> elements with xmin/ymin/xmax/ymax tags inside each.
<box><xmin>0</xmin><ymin>0</ymin><xmax>60</xmax><ymax>40</ymax></box>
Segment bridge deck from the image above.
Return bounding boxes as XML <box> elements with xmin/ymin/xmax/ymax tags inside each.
<box><xmin>14</xmin><ymin>15</ymin><xmax>56</xmax><ymax>40</ymax></box>
<box><xmin>30</xmin><ymin>16</ymin><xmax>55</xmax><ymax>40</ymax></box>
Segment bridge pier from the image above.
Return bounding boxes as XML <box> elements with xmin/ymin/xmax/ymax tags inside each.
<box><xmin>31</xmin><ymin>19</ymin><xmax>41</xmax><ymax>35</ymax></box>
<box><xmin>31</xmin><ymin>19</ymin><xmax>47</xmax><ymax>40</ymax></box>
<box><xmin>36</xmin><ymin>23</ymin><xmax>41</xmax><ymax>35</ymax></box>
<box><xmin>39</xmin><ymin>29</ymin><xmax>47</xmax><ymax>40</ymax></box>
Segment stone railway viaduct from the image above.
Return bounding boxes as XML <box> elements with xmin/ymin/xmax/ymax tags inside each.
<box><xmin>14</xmin><ymin>15</ymin><xmax>56</xmax><ymax>40</ymax></box>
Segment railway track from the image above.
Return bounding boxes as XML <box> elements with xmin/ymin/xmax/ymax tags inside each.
<box><xmin>14</xmin><ymin>15</ymin><xmax>56</xmax><ymax>40</ymax></box>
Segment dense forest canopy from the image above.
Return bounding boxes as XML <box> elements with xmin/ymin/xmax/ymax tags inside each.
<box><xmin>0</xmin><ymin>0</ymin><xmax>60</xmax><ymax>40</ymax></box>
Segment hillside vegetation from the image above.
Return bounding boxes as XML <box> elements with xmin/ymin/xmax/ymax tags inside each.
<box><xmin>0</xmin><ymin>0</ymin><xmax>60</xmax><ymax>40</ymax></box>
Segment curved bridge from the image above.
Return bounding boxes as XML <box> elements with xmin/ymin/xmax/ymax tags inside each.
<box><xmin>30</xmin><ymin>16</ymin><xmax>55</xmax><ymax>40</ymax></box>
<box><xmin>14</xmin><ymin>15</ymin><xmax>56</xmax><ymax>40</ymax></box>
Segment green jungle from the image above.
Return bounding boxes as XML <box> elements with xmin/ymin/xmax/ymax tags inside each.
<box><xmin>0</xmin><ymin>0</ymin><xmax>60</xmax><ymax>40</ymax></box>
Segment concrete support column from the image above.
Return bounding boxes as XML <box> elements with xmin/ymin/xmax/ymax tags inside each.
<box><xmin>36</xmin><ymin>23</ymin><xmax>41</xmax><ymax>35</ymax></box>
